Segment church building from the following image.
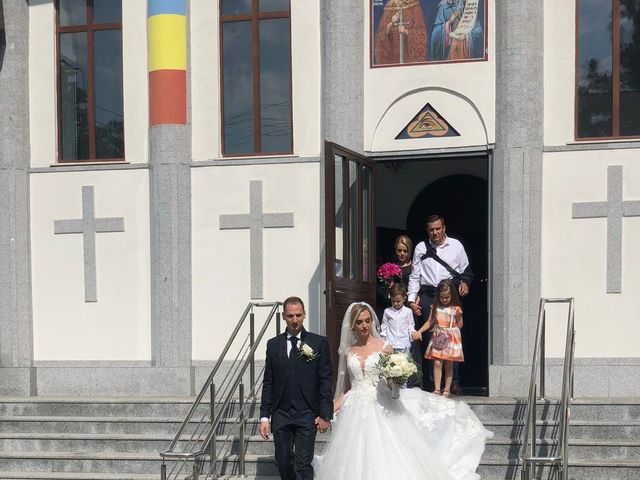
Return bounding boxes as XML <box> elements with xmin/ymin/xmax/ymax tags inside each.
<box><xmin>1</xmin><ymin>0</ymin><xmax>639</xmax><ymax>397</ymax></box>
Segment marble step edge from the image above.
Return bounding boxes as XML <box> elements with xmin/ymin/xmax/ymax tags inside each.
<box><xmin>0</xmin><ymin>451</ymin><xmax>163</xmax><ymax>461</ymax></box>
<box><xmin>2</xmin><ymin>396</ymin><xmax>640</xmax><ymax>405</ymax></box>
<box><xmin>0</xmin><ymin>473</ymin><xmax>159</xmax><ymax>480</ymax></box>
<box><xmin>0</xmin><ymin>452</ymin><xmax>619</xmax><ymax>470</ymax></box>
<box><xmin>4</xmin><ymin>415</ymin><xmax>640</xmax><ymax>428</ymax></box>
<box><xmin>1</xmin><ymin>433</ymin><xmax>639</xmax><ymax>447</ymax></box>
<box><xmin>0</xmin><ymin>416</ymin><xmax>188</xmax><ymax>423</ymax></box>
<box><xmin>223</xmin><ymin>454</ymin><xmax>640</xmax><ymax>468</ymax></box>
<box><xmin>0</xmin><ymin>397</ymin><xmax>199</xmax><ymax>404</ymax></box>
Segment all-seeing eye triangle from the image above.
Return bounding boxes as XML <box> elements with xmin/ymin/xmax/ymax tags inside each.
<box><xmin>396</xmin><ymin>103</ymin><xmax>460</xmax><ymax>139</ymax></box>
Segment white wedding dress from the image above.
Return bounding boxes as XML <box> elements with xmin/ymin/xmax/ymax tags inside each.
<box><xmin>313</xmin><ymin>349</ymin><xmax>492</xmax><ymax>480</ymax></box>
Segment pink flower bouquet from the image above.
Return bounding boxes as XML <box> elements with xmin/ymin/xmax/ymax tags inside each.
<box><xmin>376</xmin><ymin>263</ymin><xmax>403</xmax><ymax>284</ymax></box>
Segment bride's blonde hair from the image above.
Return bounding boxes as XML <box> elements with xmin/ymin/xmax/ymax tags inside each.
<box><xmin>349</xmin><ymin>303</ymin><xmax>374</xmax><ymax>330</ymax></box>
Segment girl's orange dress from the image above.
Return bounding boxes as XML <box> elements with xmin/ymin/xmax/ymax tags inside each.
<box><xmin>425</xmin><ymin>306</ymin><xmax>464</xmax><ymax>362</ymax></box>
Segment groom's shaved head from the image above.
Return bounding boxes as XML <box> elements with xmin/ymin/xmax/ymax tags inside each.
<box><xmin>283</xmin><ymin>296</ymin><xmax>305</xmax><ymax>312</ymax></box>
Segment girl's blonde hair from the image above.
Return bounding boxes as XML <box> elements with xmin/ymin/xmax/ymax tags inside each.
<box><xmin>429</xmin><ymin>280</ymin><xmax>462</xmax><ymax>330</ymax></box>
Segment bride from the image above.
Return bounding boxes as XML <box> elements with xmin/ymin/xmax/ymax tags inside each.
<box><xmin>313</xmin><ymin>302</ymin><xmax>492</xmax><ymax>480</ymax></box>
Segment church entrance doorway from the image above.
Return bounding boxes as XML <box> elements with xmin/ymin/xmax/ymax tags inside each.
<box><xmin>375</xmin><ymin>155</ymin><xmax>489</xmax><ymax>395</ymax></box>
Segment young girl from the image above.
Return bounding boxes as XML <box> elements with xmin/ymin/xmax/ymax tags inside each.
<box><xmin>381</xmin><ymin>284</ymin><xmax>419</xmax><ymax>353</ymax></box>
<box><xmin>416</xmin><ymin>279</ymin><xmax>464</xmax><ymax>397</ymax></box>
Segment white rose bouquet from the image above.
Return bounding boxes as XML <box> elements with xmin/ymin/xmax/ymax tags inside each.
<box><xmin>376</xmin><ymin>352</ymin><xmax>418</xmax><ymax>399</ymax></box>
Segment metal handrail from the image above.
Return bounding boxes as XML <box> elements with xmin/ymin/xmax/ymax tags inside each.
<box><xmin>519</xmin><ymin>298</ymin><xmax>576</xmax><ymax>480</ymax></box>
<box><xmin>160</xmin><ymin>301</ymin><xmax>282</xmax><ymax>480</ymax></box>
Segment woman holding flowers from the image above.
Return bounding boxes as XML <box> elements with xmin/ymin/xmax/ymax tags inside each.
<box><xmin>313</xmin><ymin>302</ymin><xmax>492</xmax><ymax>480</ymax></box>
<box><xmin>377</xmin><ymin>235</ymin><xmax>415</xmax><ymax>308</ymax></box>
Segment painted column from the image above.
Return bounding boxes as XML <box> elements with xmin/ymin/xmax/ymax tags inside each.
<box><xmin>321</xmin><ymin>0</ymin><xmax>364</xmax><ymax>152</ymax></box>
<box><xmin>147</xmin><ymin>0</ymin><xmax>192</xmax><ymax>382</ymax></box>
<box><xmin>0</xmin><ymin>0</ymin><xmax>35</xmax><ymax>395</ymax></box>
<box><xmin>491</xmin><ymin>0</ymin><xmax>544</xmax><ymax>394</ymax></box>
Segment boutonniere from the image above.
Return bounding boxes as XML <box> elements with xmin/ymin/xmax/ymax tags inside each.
<box><xmin>299</xmin><ymin>342</ymin><xmax>317</xmax><ymax>361</ymax></box>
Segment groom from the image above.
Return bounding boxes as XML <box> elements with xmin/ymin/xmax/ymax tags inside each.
<box><xmin>259</xmin><ymin>296</ymin><xmax>333</xmax><ymax>480</ymax></box>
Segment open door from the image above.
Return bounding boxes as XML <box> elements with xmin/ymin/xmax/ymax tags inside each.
<box><xmin>324</xmin><ymin>142</ymin><xmax>376</xmax><ymax>364</ymax></box>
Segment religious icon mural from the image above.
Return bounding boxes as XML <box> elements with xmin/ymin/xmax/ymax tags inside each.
<box><xmin>396</xmin><ymin>103</ymin><xmax>460</xmax><ymax>139</ymax></box>
<box><xmin>372</xmin><ymin>0</ymin><xmax>486</xmax><ymax>66</ymax></box>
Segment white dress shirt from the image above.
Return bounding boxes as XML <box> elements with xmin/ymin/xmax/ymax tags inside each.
<box><xmin>286</xmin><ymin>333</ymin><xmax>301</xmax><ymax>356</ymax></box>
<box><xmin>407</xmin><ymin>236</ymin><xmax>469</xmax><ymax>303</ymax></box>
<box><xmin>381</xmin><ymin>305</ymin><xmax>416</xmax><ymax>350</ymax></box>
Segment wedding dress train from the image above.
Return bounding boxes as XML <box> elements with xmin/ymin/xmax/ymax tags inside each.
<box><xmin>313</xmin><ymin>350</ymin><xmax>492</xmax><ymax>480</ymax></box>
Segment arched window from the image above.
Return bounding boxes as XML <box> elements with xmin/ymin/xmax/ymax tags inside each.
<box><xmin>56</xmin><ymin>0</ymin><xmax>124</xmax><ymax>161</ymax></box>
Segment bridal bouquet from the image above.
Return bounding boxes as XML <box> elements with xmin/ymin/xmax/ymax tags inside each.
<box><xmin>376</xmin><ymin>352</ymin><xmax>418</xmax><ymax>399</ymax></box>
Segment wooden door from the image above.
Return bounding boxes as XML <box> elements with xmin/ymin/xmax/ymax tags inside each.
<box><xmin>324</xmin><ymin>142</ymin><xmax>376</xmax><ymax>364</ymax></box>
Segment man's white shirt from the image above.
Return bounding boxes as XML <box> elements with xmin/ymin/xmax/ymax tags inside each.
<box><xmin>407</xmin><ymin>236</ymin><xmax>469</xmax><ymax>303</ymax></box>
<box><xmin>286</xmin><ymin>333</ymin><xmax>301</xmax><ymax>356</ymax></box>
<box><xmin>381</xmin><ymin>305</ymin><xmax>416</xmax><ymax>350</ymax></box>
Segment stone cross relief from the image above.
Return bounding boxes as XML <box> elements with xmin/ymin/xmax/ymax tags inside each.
<box><xmin>572</xmin><ymin>165</ymin><xmax>640</xmax><ymax>294</ymax></box>
<box><xmin>219</xmin><ymin>180</ymin><xmax>294</xmax><ymax>299</ymax></box>
<box><xmin>54</xmin><ymin>186</ymin><xmax>125</xmax><ymax>302</ymax></box>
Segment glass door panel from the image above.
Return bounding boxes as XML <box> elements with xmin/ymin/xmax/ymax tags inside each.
<box><xmin>334</xmin><ymin>154</ymin><xmax>345</xmax><ymax>278</ymax></box>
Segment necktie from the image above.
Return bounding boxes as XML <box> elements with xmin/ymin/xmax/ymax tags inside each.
<box><xmin>289</xmin><ymin>336</ymin><xmax>299</xmax><ymax>360</ymax></box>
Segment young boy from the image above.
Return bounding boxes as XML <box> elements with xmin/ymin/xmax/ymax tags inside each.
<box><xmin>381</xmin><ymin>284</ymin><xmax>420</xmax><ymax>353</ymax></box>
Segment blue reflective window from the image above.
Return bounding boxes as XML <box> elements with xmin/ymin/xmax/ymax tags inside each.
<box><xmin>56</xmin><ymin>0</ymin><xmax>124</xmax><ymax>161</ymax></box>
<box><xmin>221</xmin><ymin>0</ymin><xmax>292</xmax><ymax>155</ymax></box>
<box><xmin>577</xmin><ymin>0</ymin><xmax>640</xmax><ymax>138</ymax></box>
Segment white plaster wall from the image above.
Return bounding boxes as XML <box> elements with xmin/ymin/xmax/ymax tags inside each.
<box><xmin>192</xmin><ymin>163</ymin><xmax>320</xmax><ymax>360</ymax></box>
<box><xmin>543</xmin><ymin>0</ymin><xmax>576</xmax><ymax>146</ymax></box>
<box><xmin>364</xmin><ymin>1</ymin><xmax>495</xmax><ymax>153</ymax></box>
<box><xmin>29</xmin><ymin>1</ymin><xmax>148</xmax><ymax>166</ymax></box>
<box><xmin>541</xmin><ymin>150</ymin><xmax>640</xmax><ymax>357</ymax></box>
<box><xmin>191</xmin><ymin>1</ymin><xmax>321</xmax><ymax>159</ymax></box>
<box><xmin>30</xmin><ymin>170</ymin><xmax>151</xmax><ymax>360</ymax></box>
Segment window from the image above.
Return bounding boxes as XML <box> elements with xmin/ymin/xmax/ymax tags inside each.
<box><xmin>56</xmin><ymin>0</ymin><xmax>124</xmax><ymax>162</ymax></box>
<box><xmin>577</xmin><ymin>0</ymin><xmax>640</xmax><ymax>139</ymax></box>
<box><xmin>220</xmin><ymin>0</ymin><xmax>293</xmax><ymax>156</ymax></box>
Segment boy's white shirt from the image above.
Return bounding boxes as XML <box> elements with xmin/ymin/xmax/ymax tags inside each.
<box><xmin>381</xmin><ymin>305</ymin><xmax>416</xmax><ymax>350</ymax></box>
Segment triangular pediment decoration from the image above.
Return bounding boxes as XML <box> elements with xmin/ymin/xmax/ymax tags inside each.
<box><xmin>396</xmin><ymin>103</ymin><xmax>460</xmax><ymax>139</ymax></box>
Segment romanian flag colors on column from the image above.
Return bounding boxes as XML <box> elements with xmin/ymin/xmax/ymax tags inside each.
<box><xmin>148</xmin><ymin>0</ymin><xmax>187</xmax><ymax>125</ymax></box>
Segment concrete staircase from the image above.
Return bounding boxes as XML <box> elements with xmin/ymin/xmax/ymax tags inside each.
<box><xmin>0</xmin><ymin>397</ymin><xmax>639</xmax><ymax>479</ymax></box>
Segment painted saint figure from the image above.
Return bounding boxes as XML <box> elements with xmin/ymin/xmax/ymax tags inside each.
<box><xmin>430</xmin><ymin>0</ymin><xmax>484</xmax><ymax>61</ymax></box>
<box><xmin>374</xmin><ymin>0</ymin><xmax>428</xmax><ymax>65</ymax></box>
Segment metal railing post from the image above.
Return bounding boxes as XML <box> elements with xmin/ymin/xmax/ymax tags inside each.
<box><xmin>250</xmin><ymin>311</ymin><xmax>256</xmax><ymax>395</ymax></box>
<box><xmin>540</xmin><ymin>309</ymin><xmax>546</xmax><ymax>399</ymax></box>
<box><xmin>530</xmin><ymin>383</ymin><xmax>536</xmax><ymax>459</ymax></box>
<box><xmin>570</xmin><ymin>330</ymin><xmax>576</xmax><ymax>399</ymax></box>
<box><xmin>239</xmin><ymin>383</ymin><xmax>246</xmax><ymax>477</ymax></box>
<box><xmin>160</xmin><ymin>302</ymin><xmax>282</xmax><ymax>480</ymax></box>
<box><xmin>209</xmin><ymin>383</ymin><xmax>217</xmax><ymax>476</ymax></box>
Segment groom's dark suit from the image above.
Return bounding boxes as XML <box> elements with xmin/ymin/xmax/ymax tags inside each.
<box><xmin>260</xmin><ymin>329</ymin><xmax>333</xmax><ymax>480</ymax></box>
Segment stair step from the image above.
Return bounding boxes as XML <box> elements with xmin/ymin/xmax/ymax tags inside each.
<box><xmin>0</xmin><ymin>473</ymin><xmax>159</xmax><ymax>480</ymax></box>
<box><xmin>2</xmin><ymin>396</ymin><xmax>639</xmax><ymax>479</ymax></box>
<box><xmin>0</xmin><ymin>451</ymin><xmax>162</xmax><ymax>475</ymax></box>
<box><xmin>212</xmin><ymin>454</ymin><xmax>640</xmax><ymax>479</ymax></box>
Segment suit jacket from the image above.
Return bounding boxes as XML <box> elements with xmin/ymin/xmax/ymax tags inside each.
<box><xmin>260</xmin><ymin>329</ymin><xmax>333</xmax><ymax>421</ymax></box>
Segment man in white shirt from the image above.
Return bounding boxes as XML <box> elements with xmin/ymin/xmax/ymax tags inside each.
<box><xmin>259</xmin><ymin>297</ymin><xmax>333</xmax><ymax>479</ymax></box>
<box><xmin>407</xmin><ymin>215</ymin><xmax>474</xmax><ymax>392</ymax></box>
